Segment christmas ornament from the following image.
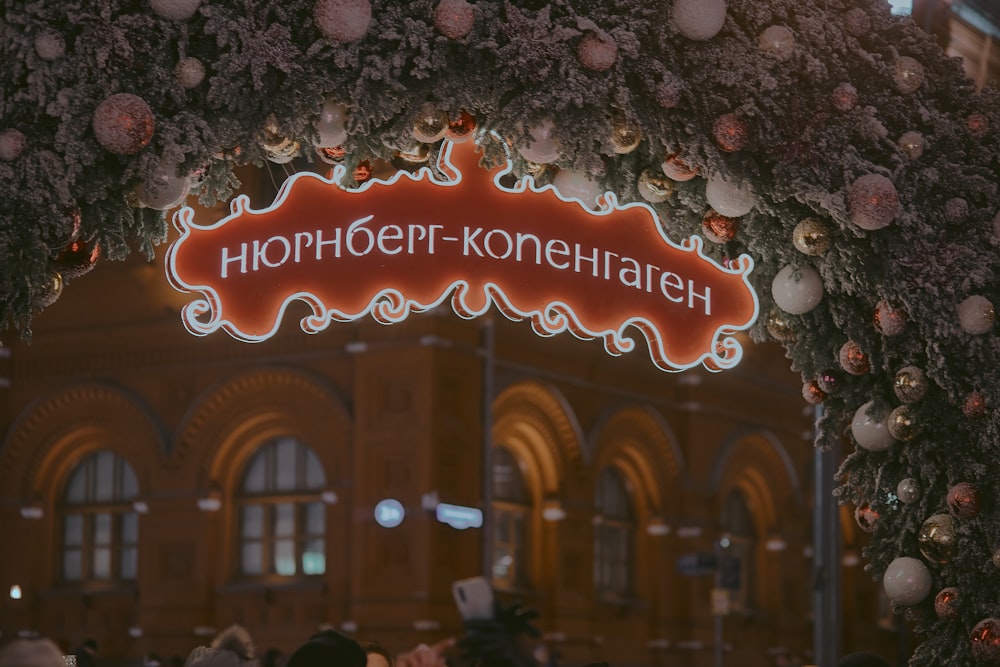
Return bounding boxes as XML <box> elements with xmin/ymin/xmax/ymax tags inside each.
<box><xmin>316</xmin><ymin>146</ymin><xmax>345</xmax><ymax>164</ymax></box>
<box><xmin>848</xmin><ymin>173</ymin><xmax>899</xmax><ymax>230</ymax></box>
<box><xmin>655</xmin><ymin>72</ymin><xmax>684</xmax><ymax>109</ymax></box>
<box><xmin>838</xmin><ymin>340</ymin><xmax>869</xmax><ymax>375</ymax></box>
<box><xmin>610</xmin><ymin>117</ymin><xmax>641</xmax><ymax>154</ymax></box>
<box><xmin>792</xmin><ymin>218</ymin><xmax>831</xmax><ymax>255</ymax></box>
<box><xmin>701</xmin><ymin>210</ymin><xmax>739</xmax><ymax>243</ymax></box>
<box><xmin>883</xmin><ymin>556</ymin><xmax>932</xmax><ymax>605</ymax></box>
<box><xmin>765</xmin><ymin>310</ymin><xmax>796</xmax><ymax>342</ymax></box>
<box><xmin>54</xmin><ymin>240</ymin><xmax>100</xmax><ymax>280</ymax></box>
<box><xmin>135</xmin><ymin>158</ymin><xmax>190</xmax><ymax>210</ymax></box>
<box><xmin>174</xmin><ymin>57</ymin><xmax>206</xmax><ymax>89</ymax></box>
<box><xmin>843</xmin><ymin>8</ymin><xmax>870</xmax><ymax>35</ymax></box>
<box><xmin>816</xmin><ymin>370</ymin><xmax>839</xmax><ymax>394</ymax></box>
<box><xmin>964</xmin><ymin>391</ymin><xmax>988</xmax><ymax>418</ymax></box>
<box><xmin>673</xmin><ymin>0</ymin><xmax>726</xmax><ymax>41</ymax></box>
<box><xmin>854</xmin><ymin>503</ymin><xmax>878</xmax><ymax>532</ymax></box>
<box><xmin>802</xmin><ymin>380</ymin><xmax>825</xmax><ymax>405</ymax></box>
<box><xmin>412</xmin><ymin>105</ymin><xmax>449</xmax><ymax>143</ymax></box>
<box><xmin>0</xmin><ymin>129</ymin><xmax>26</xmax><ymax>161</ymax></box>
<box><xmin>34</xmin><ymin>273</ymin><xmax>64</xmax><ymax>309</ymax></box>
<box><xmin>636</xmin><ymin>170</ymin><xmax>673</xmax><ymax>204</ymax></box>
<box><xmin>831</xmin><ymin>83</ymin><xmax>858</xmax><ymax>112</ymax></box>
<box><xmin>314</xmin><ymin>0</ymin><xmax>372</xmax><ymax>43</ymax></box>
<box><xmin>971</xmin><ymin>618</ymin><xmax>1000</xmax><ymax>664</ymax></box>
<box><xmin>518</xmin><ymin>121</ymin><xmax>560</xmax><ymax>164</ymax></box>
<box><xmin>433</xmin><ymin>0</ymin><xmax>474</xmax><ymax>40</ymax></box>
<box><xmin>92</xmin><ymin>93</ymin><xmax>155</xmax><ymax>155</ymax></box>
<box><xmin>524</xmin><ymin>161</ymin><xmax>546</xmax><ymax>179</ymax></box>
<box><xmin>887</xmin><ymin>405</ymin><xmax>918</xmax><ymax>441</ymax></box>
<box><xmin>874</xmin><ymin>300</ymin><xmax>907</xmax><ymax>336</ymax></box>
<box><xmin>445</xmin><ymin>111</ymin><xmax>476</xmax><ymax>143</ymax></box>
<box><xmin>898</xmin><ymin>131</ymin><xmax>925</xmax><ymax>159</ymax></box>
<box><xmin>661</xmin><ymin>154</ymin><xmax>697</xmax><ymax>181</ymax></box>
<box><xmin>935</xmin><ymin>587</ymin><xmax>960</xmax><ymax>621</ymax></box>
<box><xmin>771</xmin><ymin>264</ymin><xmax>823</xmax><ymax>315</ymax></box>
<box><xmin>893</xmin><ymin>56</ymin><xmax>924</xmax><ymax>94</ymax></box>
<box><xmin>395</xmin><ymin>143</ymin><xmax>430</xmax><ymax>164</ymax></box>
<box><xmin>34</xmin><ymin>30</ymin><xmax>65</xmax><ymax>61</ymax></box>
<box><xmin>896</xmin><ymin>478</ymin><xmax>919</xmax><ymax>504</ymax></box>
<box><xmin>577</xmin><ymin>33</ymin><xmax>618</xmax><ymax>71</ymax></box>
<box><xmin>958</xmin><ymin>295</ymin><xmax>995</xmax><ymax>335</ymax></box>
<box><xmin>713</xmin><ymin>113</ymin><xmax>748</xmax><ymax>152</ymax></box>
<box><xmin>758</xmin><ymin>25</ymin><xmax>795</xmax><ymax>59</ymax></box>
<box><xmin>262</xmin><ymin>130</ymin><xmax>301</xmax><ymax>164</ymax></box>
<box><xmin>553</xmin><ymin>170</ymin><xmax>601</xmax><ymax>208</ymax></box>
<box><xmin>919</xmin><ymin>513</ymin><xmax>956</xmax><ymax>564</ymax></box>
<box><xmin>967</xmin><ymin>113</ymin><xmax>989</xmax><ymax>138</ymax></box>
<box><xmin>894</xmin><ymin>366</ymin><xmax>928</xmax><ymax>403</ymax></box>
<box><xmin>150</xmin><ymin>0</ymin><xmax>201</xmax><ymax>20</ymax></box>
<box><xmin>705</xmin><ymin>177</ymin><xmax>755</xmax><ymax>217</ymax></box>
<box><xmin>948</xmin><ymin>482</ymin><xmax>980</xmax><ymax>520</ymax></box>
<box><xmin>851</xmin><ymin>401</ymin><xmax>896</xmax><ymax>452</ymax></box>
<box><xmin>315</xmin><ymin>101</ymin><xmax>348</xmax><ymax>147</ymax></box>
<box><xmin>352</xmin><ymin>160</ymin><xmax>372</xmax><ymax>183</ymax></box>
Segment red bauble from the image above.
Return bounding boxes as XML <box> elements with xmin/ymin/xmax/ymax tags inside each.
<box><xmin>92</xmin><ymin>93</ymin><xmax>155</xmax><ymax>155</ymax></box>
<box><xmin>971</xmin><ymin>618</ymin><xmax>1000</xmax><ymax>664</ymax></box>
<box><xmin>948</xmin><ymin>482</ymin><xmax>981</xmax><ymax>520</ymax></box>
<box><xmin>55</xmin><ymin>239</ymin><xmax>101</xmax><ymax>279</ymax></box>
<box><xmin>874</xmin><ymin>299</ymin><xmax>907</xmax><ymax>336</ymax></box>
<box><xmin>316</xmin><ymin>145</ymin><xmax>346</xmax><ymax>165</ymax></box>
<box><xmin>839</xmin><ymin>340</ymin><xmax>870</xmax><ymax>375</ymax></box>
<box><xmin>854</xmin><ymin>503</ymin><xmax>879</xmax><ymax>533</ymax></box>
<box><xmin>702</xmin><ymin>210</ymin><xmax>740</xmax><ymax>243</ymax></box>
<box><xmin>445</xmin><ymin>111</ymin><xmax>476</xmax><ymax>143</ymax></box>
<box><xmin>577</xmin><ymin>33</ymin><xmax>618</xmax><ymax>71</ymax></box>
<box><xmin>935</xmin><ymin>587</ymin><xmax>960</xmax><ymax>621</ymax></box>
<box><xmin>964</xmin><ymin>391</ymin><xmax>988</xmax><ymax>418</ymax></box>
<box><xmin>662</xmin><ymin>154</ymin><xmax>698</xmax><ymax>181</ymax></box>
<box><xmin>713</xmin><ymin>113</ymin><xmax>748</xmax><ymax>152</ymax></box>
<box><xmin>433</xmin><ymin>0</ymin><xmax>474</xmax><ymax>40</ymax></box>
<box><xmin>831</xmin><ymin>82</ymin><xmax>858</xmax><ymax>112</ymax></box>
<box><xmin>967</xmin><ymin>113</ymin><xmax>989</xmax><ymax>139</ymax></box>
<box><xmin>353</xmin><ymin>160</ymin><xmax>372</xmax><ymax>183</ymax></box>
<box><xmin>817</xmin><ymin>370</ymin><xmax>839</xmax><ymax>394</ymax></box>
<box><xmin>802</xmin><ymin>380</ymin><xmax>826</xmax><ymax>405</ymax></box>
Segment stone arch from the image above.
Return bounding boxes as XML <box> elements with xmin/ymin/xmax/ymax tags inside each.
<box><xmin>0</xmin><ymin>381</ymin><xmax>166</xmax><ymax>503</ymax></box>
<box><xmin>172</xmin><ymin>366</ymin><xmax>352</xmax><ymax>491</ymax></box>
<box><xmin>590</xmin><ymin>404</ymin><xmax>685</xmax><ymax>516</ymax></box>
<box><xmin>711</xmin><ymin>429</ymin><xmax>803</xmax><ymax>523</ymax></box>
<box><xmin>491</xmin><ymin>380</ymin><xmax>584</xmax><ymax>499</ymax></box>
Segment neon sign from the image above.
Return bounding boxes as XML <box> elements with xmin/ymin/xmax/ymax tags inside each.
<box><xmin>166</xmin><ymin>140</ymin><xmax>758</xmax><ymax>372</ymax></box>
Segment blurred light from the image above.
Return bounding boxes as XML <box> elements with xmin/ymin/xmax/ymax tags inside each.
<box><xmin>542</xmin><ymin>502</ymin><xmax>566</xmax><ymax>522</ymax></box>
<box><xmin>19</xmin><ymin>506</ymin><xmax>43</xmax><ymax>520</ymax></box>
<box><xmin>9</xmin><ymin>585</ymin><xmax>22</xmax><ymax>600</ymax></box>
<box><xmin>129</xmin><ymin>627</ymin><xmax>143</xmax><ymax>638</ymax></box>
<box><xmin>374</xmin><ymin>499</ymin><xmax>405</xmax><ymax>527</ymax></box>
<box><xmin>132</xmin><ymin>500</ymin><xmax>149</xmax><ymax>514</ymax></box>
<box><xmin>676</xmin><ymin>525</ymin><xmax>703</xmax><ymax>538</ymax></box>
<box><xmin>340</xmin><ymin>621</ymin><xmax>358</xmax><ymax>633</ymax></box>
<box><xmin>765</xmin><ymin>534</ymin><xmax>787</xmax><ymax>552</ymax></box>
<box><xmin>842</xmin><ymin>551</ymin><xmax>861</xmax><ymax>567</ymax></box>
<box><xmin>436</xmin><ymin>503</ymin><xmax>483</xmax><ymax>529</ymax></box>
<box><xmin>719</xmin><ymin>536</ymin><xmax>731</xmax><ymax>548</ymax></box>
<box><xmin>889</xmin><ymin>0</ymin><xmax>912</xmax><ymax>15</ymax></box>
<box><xmin>321</xmin><ymin>490</ymin><xmax>338</xmax><ymax>505</ymax></box>
<box><xmin>413</xmin><ymin>619</ymin><xmax>441</xmax><ymax>631</ymax></box>
<box><xmin>646</xmin><ymin>518</ymin><xmax>670</xmax><ymax>536</ymax></box>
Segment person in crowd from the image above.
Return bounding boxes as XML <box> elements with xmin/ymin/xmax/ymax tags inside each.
<box><xmin>0</xmin><ymin>638</ymin><xmax>66</xmax><ymax>667</ymax></box>
<box><xmin>360</xmin><ymin>643</ymin><xmax>393</xmax><ymax>667</ymax></box>
<box><xmin>261</xmin><ymin>650</ymin><xmax>283</xmax><ymax>667</ymax></box>
<box><xmin>838</xmin><ymin>652</ymin><xmax>890</xmax><ymax>667</ymax></box>
<box><xmin>185</xmin><ymin>626</ymin><xmax>258</xmax><ymax>667</ymax></box>
<box><xmin>393</xmin><ymin>640</ymin><xmax>453</xmax><ymax>667</ymax></box>
<box><xmin>73</xmin><ymin>641</ymin><xmax>98</xmax><ymax>667</ymax></box>
<box><xmin>285</xmin><ymin>630</ymin><xmax>366</xmax><ymax>667</ymax></box>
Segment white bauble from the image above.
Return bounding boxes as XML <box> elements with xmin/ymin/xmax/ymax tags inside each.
<box><xmin>883</xmin><ymin>556</ymin><xmax>932</xmax><ymax>606</ymax></box>
<box><xmin>705</xmin><ymin>177</ymin><xmax>755</xmax><ymax>217</ymax></box>
<box><xmin>896</xmin><ymin>478</ymin><xmax>919</xmax><ymax>504</ymax></box>
<box><xmin>149</xmin><ymin>0</ymin><xmax>202</xmax><ymax>21</ymax></box>
<box><xmin>314</xmin><ymin>101</ymin><xmax>348</xmax><ymax>147</ymax></box>
<box><xmin>758</xmin><ymin>25</ymin><xmax>795</xmax><ymax>59</ymax></box>
<box><xmin>136</xmin><ymin>159</ymin><xmax>190</xmax><ymax>210</ymax></box>
<box><xmin>771</xmin><ymin>264</ymin><xmax>823</xmax><ymax>314</ymax></box>
<box><xmin>552</xmin><ymin>170</ymin><xmax>601</xmax><ymax>208</ymax></box>
<box><xmin>851</xmin><ymin>401</ymin><xmax>897</xmax><ymax>452</ymax></box>
<box><xmin>958</xmin><ymin>295</ymin><xmax>995</xmax><ymax>335</ymax></box>
<box><xmin>174</xmin><ymin>57</ymin><xmax>206</xmax><ymax>89</ymax></box>
<box><xmin>673</xmin><ymin>0</ymin><xmax>726</xmax><ymax>41</ymax></box>
<box><xmin>518</xmin><ymin>121</ymin><xmax>560</xmax><ymax>164</ymax></box>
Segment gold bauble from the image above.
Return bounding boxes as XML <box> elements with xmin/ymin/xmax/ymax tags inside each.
<box><xmin>765</xmin><ymin>309</ymin><xmax>796</xmax><ymax>342</ymax></box>
<box><xmin>894</xmin><ymin>365</ymin><xmax>928</xmax><ymax>404</ymax></box>
<box><xmin>396</xmin><ymin>143</ymin><xmax>431</xmax><ymax>163</ymax></box>
<box><xmin>266</xmin><ymin>140</ymin><xmax>301</xmax><ymax>164</ymax></box>
<box><xmin>524</xmin><ymin>160</ymin><xmax>546</xmax><ymax>179</ymax></box>
<box><xmin>792</xmin><ymin>218</ymin><xmax>832</xmax><ymax>256</ymax></box>
<box><xmin>610</xmin><ymin>117</ymin><xmax>642</xmax><ymax>154</ymax></box>
<box><xmin>637</xmin><ymin>170</ymin><xmax>673</xmax><ymax>203</ymax></box>
<box><xmin>887</xmin><ymin>405</ymin><xmax>918</xmax><ymax>441</ymax></box>
<box><xmin>35</xmin><ymin>272</ymin><xmax>64</xmax><ymax>309</ymax></box>
<box><xmin>918</xmin><ymin>513</ymin><xmax>956</xmax><ymax>565</ymax></box>
<box><xmin>412</xmin><ymin>104</ymin><xmax>449</xmax><ymax>143</ymax></box>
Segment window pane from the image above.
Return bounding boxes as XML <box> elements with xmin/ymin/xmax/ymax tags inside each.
<box><xmin>493</xmin><ymin>449</ymin><xmax>527</xmax><ymax>502</ymax></box>
<box><xmin>241</xmin><ymin>542</ymin><xmax>263</xmax><ymax>575</ymax></box>
<box><xmin>274</xmin><ymin>503</ymin><xmax>295</xmax><ymax>537</ymax></box>
<box><xmin>121</xmin><ymin>513</ymin><xmax>138</xmax><ymax>544</ymax></box>
<box><xmin>94</xmin><ymin>513</ymin><xmax>112</xmax><ymax>545</ymax></box>
<box><xmin>243</xmin><ymin>453</ymin><xmax>267</xmax><ymax>494</ymax></box>
<box><xmin>305</xmin><ymin>503</ymin><xmax>325</xmax><ymax>536</ymax></box>
<box><xmin>274</xmin><ymin>539</ymin><xmax>296</xmax><ymax>575</ymax></box>
<box><xmin>64</xmin><ymin>549</ymin><xmax>82</xmax><ymax>581</ymax></box>
<box><xmin>304</xmin><ymin>447</ymin><xmax>325</xmax><ymax>489</ymax></box>
<box><xmin>66</xmin><ymin>467</ymin><xmax>87</xmax><ymax>504</ymax></box>
<box><xmin>94</xmin><ymin>452</ymin><xmax>115</xmax><ymax>502</ymax></box>
<box><xmin>64</xmin><ymin>515</ymin><xmax>84</xmax><ymax>546</ymax></box>
<box><xmin>242</xmin><ymin>505</ymin><xmax>264</xmax><ymax>538</ymax></box>
<box><xmin>492</xmin><ymin>547</ymin><xmax>513</xmax><ymax>580</ymax></box>
<box><xmin>121</xmin><ymin>547</ymin><xmax>137</xmax><ymax>579</ymax></box>
<box><xmin>302</xmin><ymin>539</ymin><xmax>325</xmax><ymax>575</ymax></box>
<box><xmin>92</xmin><ymin>547</ymin><xmax>111</xmax><ymax>579</ymax></box>
<box><xmin>121</xmin><ymin>463</ymin><xmax>138</xmax><ymax>500</ymax></box>
<box><xmin>274</xmin><ymin>438</ymin><xmax>297</xmax><ymax>491</ymax></box>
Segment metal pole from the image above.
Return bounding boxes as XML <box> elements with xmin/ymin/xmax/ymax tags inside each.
<box><xmin>812</xmin><ymin>405</ymin><xmax>841</xmax><ymax>666</ymax></box>
<box><xmin>714</xmin><ymin>538</ymin><xmax>723</xmax><ymax>667</ymax></box>
<box><xmin>480</xmin><ymin>319</ymin><xmax>496</xmax><ymax>577</ymax></box>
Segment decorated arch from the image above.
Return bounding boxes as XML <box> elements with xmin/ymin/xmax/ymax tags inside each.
<box><xmin>3</xmin><ymin>0</ymin><xmax>1000</xmax><ymax>662</ymax></box>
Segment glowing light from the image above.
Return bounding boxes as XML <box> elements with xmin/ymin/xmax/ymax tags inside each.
<box><xmin>374</xmin><ymin>499</ymin><xmax>405</xmax><ymax>528</ymax></box>
<box><xmin>9</xmin><ymin>585</ymin><xmax>22</xmax><ymax>599</ymax></box>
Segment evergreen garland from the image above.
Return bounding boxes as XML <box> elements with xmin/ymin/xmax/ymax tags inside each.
<box><xmin>3</xmin><ymin>0</ymin><xmax>1000</xmax><ymax>662</ymax></box>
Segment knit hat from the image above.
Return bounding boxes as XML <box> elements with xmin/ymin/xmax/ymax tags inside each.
<box><xmin>0</xmin><ymin>639</ymin><xmax>66</xmax><ymax>667</ymax></box>
<box><xmin>185</xmin><ymin>626</ymin><xmax>258</xmax><ymax>667</ymax></box>
<box><xmin>285</xmin><ymin>631</ymin><xmax>366</xmax><ymax>667</ymax></box>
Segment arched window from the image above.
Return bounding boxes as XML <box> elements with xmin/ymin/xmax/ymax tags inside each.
<box><xmin>721</xmin><ymin>489</ymin><xmax>757</xmax><ymax>610</ymax></box>
<box><xmin>61</xmin><ymin>451</ymin><xmax>139</xmax><ymax>583</ymax></box>
<box><xmin>491</xmin><ymin>447</ymin><xmax>531</xmax><ymax>589</ymax></box>
<box><xmin>238</xmin><ymin>436</ymin><xmax>327</xmax><ymax>577</ymax></box>
<box><xmin>594</xmin><ymin>467</ymin><xmax>635</xmax><ymax>596</ymax></box>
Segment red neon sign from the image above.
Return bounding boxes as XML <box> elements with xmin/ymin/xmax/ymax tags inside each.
<box><xmin>166</xmin><ymin>140</ymin><xmax>758</xmax><ymax>372</ymax></box>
